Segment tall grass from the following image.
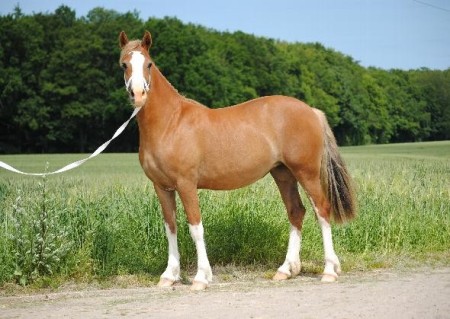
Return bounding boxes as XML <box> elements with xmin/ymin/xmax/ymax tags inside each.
<box><xmin>0</xmin><ymin>141</ymin><xmax>449</xmax><ymax>286</ymax></box>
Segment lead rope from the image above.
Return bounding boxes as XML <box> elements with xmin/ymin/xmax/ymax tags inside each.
<box><xmin>0</xmin><ymin>106</ymin><xmax>141</xmax><ymax>176</ymax></box>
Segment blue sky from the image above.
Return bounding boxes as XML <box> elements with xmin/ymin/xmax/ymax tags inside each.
<box><xmin>1</xmin><ymin>0</ymin><xmax>449</xmax><ymax>70</ymax></box>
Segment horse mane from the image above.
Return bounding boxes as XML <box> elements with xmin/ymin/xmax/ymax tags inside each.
<box><xmin>152</xmin><ymin>62</ymin><xmax>207</xmax><ymax>108</ymax></box>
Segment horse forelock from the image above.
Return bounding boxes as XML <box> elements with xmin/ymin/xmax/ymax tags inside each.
<box><xmin>120</xmin><ymin>40</ymin><xmax>145</xmax><ymax>62</ymax></box>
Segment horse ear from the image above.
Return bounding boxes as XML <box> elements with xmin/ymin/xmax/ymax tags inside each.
<box><xmin>119</xmin><ymin>31</ymin><xmax>129</xmax><ymax>49</ymax></box>
<box><xmin>142</xmin><ymin>31</ymin><xmax>152</xmax><ymax>51</ymax></box>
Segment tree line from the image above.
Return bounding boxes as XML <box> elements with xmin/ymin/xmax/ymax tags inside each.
<box><xmin>0</xmin><ymin>6</ymin><xmax>448</xmax><ymax>153</ymax></box>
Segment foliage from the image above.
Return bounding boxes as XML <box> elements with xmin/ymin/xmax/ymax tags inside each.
<box><xmin>0</xmin><ymin>142</ymin><xmax>449</xmax><ymax>286</ymax></box>
<box><xmin>6</xmin><ymin>175</ymin><xmax>72</xmax><ymax>285</ymax></box>
<box><xmin>0</xmin><ymin>6</ymin><xmax>449</xmax><ymax>153</ymax></box>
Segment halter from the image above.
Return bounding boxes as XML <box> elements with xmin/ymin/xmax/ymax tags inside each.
<box><xmin>124</xmin><ymin>74</ymin><xmax>150</xmax><ymax>93</ymax></box>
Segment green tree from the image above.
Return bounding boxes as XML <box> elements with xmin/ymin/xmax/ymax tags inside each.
<box><xmin>0</xmin><ymin>10</ymin><xmax>48</xmax><ymax>152</ymax></box>
<box><xmin>0</xmin><ymin>6</ymin><xmax>447</xmax><ymax>153</ymax></box>
<box><xmin>411</xmin><ymin>68</ymin><xmax>450</xmax><ymax>140</ymax></box>
<box><xmin>369</xmin><ymin>68</ymin><xmax>431</xmax><ymax>142</ymax></box>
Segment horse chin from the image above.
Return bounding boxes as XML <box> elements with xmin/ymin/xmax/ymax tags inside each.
<box><xmin>134</xmin><ymin>99</ymin><xmax>146</xmax><ymax>108</ymax></box>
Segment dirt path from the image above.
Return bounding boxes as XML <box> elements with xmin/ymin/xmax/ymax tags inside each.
<box><xmin>1</xmin><ymin>268</ymin><xmax>449</xmax><ymax>319</ymax></box>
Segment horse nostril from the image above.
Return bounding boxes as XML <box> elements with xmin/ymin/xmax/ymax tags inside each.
<box><xmin>130</xmin><ymin>91</ymin><xmax>135</xmax><ymax>97</ymax></box>
<box><xmin>142</xmin><ymin>90</ymin><xmax>145</xmax><ymax>96</ymax></box>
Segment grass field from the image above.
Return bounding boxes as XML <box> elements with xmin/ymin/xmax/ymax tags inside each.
<box><xmin>0</xmin><ymin>141</ymin><xmax>449</xmax><ymax>288</ymax></box>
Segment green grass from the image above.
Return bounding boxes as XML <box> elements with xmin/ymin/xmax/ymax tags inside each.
<box><xmin>0</xmin><ymin>141</ymin><xmax>449</xmax><ymax>288</ymax></box>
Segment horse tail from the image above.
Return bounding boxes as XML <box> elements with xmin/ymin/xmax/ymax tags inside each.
<box><xmin>313</xmin><ymin>108</ymin><xmax>356</xmax><ymax>224</ymax></box>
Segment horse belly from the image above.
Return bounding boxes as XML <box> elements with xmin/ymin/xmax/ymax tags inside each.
<box><xmin>197</xmin><ymin>139</ymin><xmax>277</xmax><ymax>190</ymax></box>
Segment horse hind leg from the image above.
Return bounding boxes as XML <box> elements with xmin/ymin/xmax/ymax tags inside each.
<box><xmin>270</xmin><ymin>166</ymin><xmax>306</xmax><ymax>281</ymax></box>
<box><xmin>295</xmin><ymin>168</ymin><xmax>341</xmax><ymax>282</ymax></box>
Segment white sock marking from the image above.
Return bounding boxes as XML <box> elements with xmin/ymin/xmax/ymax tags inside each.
<box><xmin>189</xmin><ymin>222</ymin><xmax>212</xmax><ymax>284</ymax></box>
<box><xmin>278</xmin><ymin>225</ymin><xmax>301</xmax><ymax>276</ymax></box>
<box><xmin>310</xmin><ymin>198</ymin><xmax>341</xmax><ymax>276</ymax></box>
<box><xmin>160</xmin><ymin>223</ymin><xmax>180</xmax><ymax>281</ymax></box>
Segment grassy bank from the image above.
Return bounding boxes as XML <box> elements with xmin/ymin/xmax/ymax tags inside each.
<box><xmin>0</xmin><ymin>141</ymin><xmax>449</xmax><ymax>288</ymax></box>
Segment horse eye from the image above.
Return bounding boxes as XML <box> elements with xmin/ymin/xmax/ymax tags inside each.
<box><xmin>147</xmin><ymin>62</ymin><xmax>153</xmax><ymax>69</ymax></box>
<box><xmin>121</xmin><ymin>63</ymin><xmax>127</xmax><ymax>70</ymax></box>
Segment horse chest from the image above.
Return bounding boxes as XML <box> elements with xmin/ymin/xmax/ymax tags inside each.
<box><xmin>139</xmin><ymin>147</ymin><xmax>177</xmax><ymax>187</ymax></box>
<box><xmin>139</xmin><ymin>141</ymin><xmax>193</xmax><ymax>189</ymax></box>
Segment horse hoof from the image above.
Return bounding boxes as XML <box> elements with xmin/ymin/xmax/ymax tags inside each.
<box><xmin>321</xmin><ymin>273</ymin><xmax>337</xmax><ymax>283</ymax></box>
<box><xmin>273</xmin><ymin>271</ymin><xmax>290</xmax><ymax>281</ymax></box>
<box><xmin>157</xmin><ymin>278</ymin><xmax>175</xmax><ymax>287</ymax></box>
<box><xmin>291</xmin><ymin>263</ymin><xmax>301</xmax><ymax>277</ymax></box>
<box><xmin>190</xmin><ymin>281</ymin><xmax>208</xmax><ymax>291</ymax></box>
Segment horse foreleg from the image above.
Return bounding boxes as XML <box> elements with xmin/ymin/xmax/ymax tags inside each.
<box><xmin>189</xmin><ymin>222</ymin><xmax>212</xmax><ymax>290</ymax></box>
<box><xmin>154</xmin><ymin>185</ymin><xmax>180</xmax><ymax>287</ymax></box>
<box><xmin>274</xmin><ymin>225</ymin><xmax>302</xmax><ymax>280</ymax></box>
<box><xmin>158</xmin><ymin>223</ymin><xmax>181</xmax><ymax>286</ymax></box>
<box><xmin>178</xmin><ymin>185</ymin><xmax>212</xmax><ymax>290</ymax></box>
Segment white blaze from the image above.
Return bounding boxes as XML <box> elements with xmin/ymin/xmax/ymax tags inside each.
<box><xmin>129</xmin><ymin>51</ymin><xmax>147</xmax><ymax>92</ymax></box>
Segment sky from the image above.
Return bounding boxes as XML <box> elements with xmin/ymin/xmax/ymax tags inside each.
<box><xmin>1</xmin><ymin>0</ymin><xmax>449</xmax><ymax>70</ymax></box>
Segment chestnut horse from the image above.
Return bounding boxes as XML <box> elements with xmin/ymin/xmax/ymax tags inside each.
<box><xmin>119</xmin><ymin>31</ymin><xmax>356</xmax><ymax>290</ymax></box>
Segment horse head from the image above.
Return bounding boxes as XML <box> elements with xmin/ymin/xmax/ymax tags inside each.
<box><xmin>119</xmin><ymin>31</ymin><xmax>153</xmax><ymax>108</ymax></box>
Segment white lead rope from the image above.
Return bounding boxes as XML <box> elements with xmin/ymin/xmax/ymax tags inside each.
<box><xmin>0</xmin><ymin>106</ymin><xmax>141</xmax><ymax>176</ymax></box>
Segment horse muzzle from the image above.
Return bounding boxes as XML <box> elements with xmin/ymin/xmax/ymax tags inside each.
<box><xmin>130</xmin><ymin>88</ymin><xmax>147</xmax><ymax>107</ymax></box>
<box><xmin>125</xmin><ymin>77</ymin><xmax>150</xmax><ymax>108</ymax></box>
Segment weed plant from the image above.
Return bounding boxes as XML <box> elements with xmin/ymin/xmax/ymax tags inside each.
<box><xmin>0</xmin><ymin>141</ymin><xmax>449</xmax><ymax>286</ymax></box>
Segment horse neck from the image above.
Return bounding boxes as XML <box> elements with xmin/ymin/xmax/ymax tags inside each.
<box><xmin>152</xmin><ymin>66</ymin><xmax>181</xmax><ymax>100</ymax></box>
<box><xmin>137</xmin><ymin>66</ymin><xmax>183</xmax><ymax>128</ymax></box>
